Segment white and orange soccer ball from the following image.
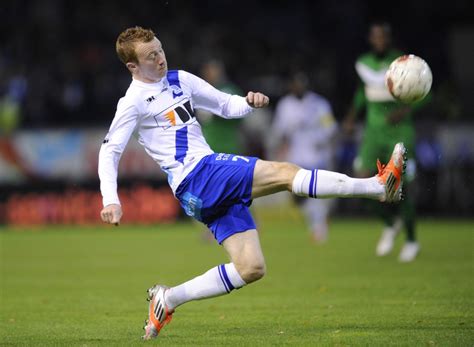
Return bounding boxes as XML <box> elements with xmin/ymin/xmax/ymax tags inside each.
<box><xmin>385</xmin><ymin>54</ymin><xmax>432</xmax><ymax>104</ymax></box>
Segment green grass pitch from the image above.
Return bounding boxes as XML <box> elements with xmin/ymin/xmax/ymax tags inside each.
<box><xmin>1</xmin><ymin>207</ymin><xmax>473</xmax><ymax>346</ymax></box>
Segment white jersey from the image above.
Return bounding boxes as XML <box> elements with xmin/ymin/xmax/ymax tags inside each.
<box><xmin>272</xmin><ymin>91</ymin><xmax>337</xmax><ymax>169</ymax></box>
<box><xmin>98</xmin><ymin>70</ymin><xmax>253</xmax><ymax>207</ymax></box>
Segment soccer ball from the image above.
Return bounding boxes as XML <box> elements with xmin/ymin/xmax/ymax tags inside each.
<box><xmin>385</xmin><ymin>54</ymin><xmax>432</xmax><ymax>103</ymax></box>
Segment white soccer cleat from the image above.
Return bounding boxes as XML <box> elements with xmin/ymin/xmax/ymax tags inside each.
<box><xmin>376</xmin><ymin>142</ymin><xmax>407</xmax><ymax>203</ymax></box>
<box><xmin>376</xmin><ymin>228</ymin><xmax>398</xmax><ymax>256</ymax></box>
<box><xmin>398</xmin><ymin>241</ymin><xmax>420</xmax><ymax>262</ymax></box>
<box><xmin>142</xmin><ymin>284</ymin><xmax>174</xmax><ymax>340</ymax></box>
<box><xmin>376</xmin><ymin>218</ymin><xmax>403</xmax><ymax>256</ymax></box>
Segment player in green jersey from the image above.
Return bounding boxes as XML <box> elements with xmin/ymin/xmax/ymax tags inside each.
<box><xmin>344</xmin><ymin>22</ymin><xmax>429</xmax><ymax>262</ymax></box>
<box><xmin>197</xmin><ymin>59</ymin><xmax>244</xmax><ymax>154</ymax></box>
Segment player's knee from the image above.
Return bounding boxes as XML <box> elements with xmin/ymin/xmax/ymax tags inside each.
<box><xmin>277</xmin><ymin>161</ymin><xmax>299</xmax><ymax>173</ymax></box>
<box><xmin>239</xmin><ymin>260</ymin><xmax>266</xmax><ymax>284</ymax></box>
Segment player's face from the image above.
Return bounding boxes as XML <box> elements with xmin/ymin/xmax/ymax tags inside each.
<box><xmin>132</xmin><ymin>37</ymin><xmax>168</xmax><ymax>82</ymax></box>
<box><xmin>369</xmin><ymin>26</ymin><xmax>391</xmax><ymax>54</ymax></box>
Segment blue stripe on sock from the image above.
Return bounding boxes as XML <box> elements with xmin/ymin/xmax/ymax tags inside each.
<box><xmin>308</xmin><ymin>170</ymin><xmax>315</xmax><ymax>198</ymax></box>
<box><xmin>220</xmin><ymin>264</ymin><xmax>235</xmax><ymax>292</ymax></box>
<box><xmin>313</xmin><ymin>169</ymin><xmax>318</xmax><ymax>198</ymax></box>
<box><xmin>218</xmin><ymin>265</ymin><xmax>230</xmax><ymax>293</ymax></box>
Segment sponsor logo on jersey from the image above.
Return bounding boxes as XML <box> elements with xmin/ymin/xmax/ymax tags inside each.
<box><xmin>155</xmin><ymin>100</ymin><xmax>196</xmax><ymax>129</ymax></box>
<box><xmin>164</xmin><ymin>110</ymin><xmax>176</xmax><ymax>126</ymax></box>
<box><xmin>145</xmin><ymin>95</ymin><xmax>156</xmax><ymax>104</ymax></box>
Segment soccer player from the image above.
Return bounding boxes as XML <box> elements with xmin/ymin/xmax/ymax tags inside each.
<box><xmin>197</xmin><ymin>59</ymin><xmax>244</xmax><ymax>154</ymax></box>
<box><xmin>272</xmin><ymin>71</ymin><xmax>338</xmax><ymax>243</ymax></box>
<box><xmin>343</xmin><ymin>22</ymin><xmax>426</xmax><ymax>262</ymax></box>
<box><xmin>98</xmin><ymin>26</ymin><xmax>406</xmax><ymax>339</ymax></box>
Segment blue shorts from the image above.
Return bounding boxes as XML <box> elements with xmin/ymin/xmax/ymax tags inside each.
<box><xmin>175</xmin><ymin>153</ymin><xmax>258</xmax><ymax>244</ymax></box>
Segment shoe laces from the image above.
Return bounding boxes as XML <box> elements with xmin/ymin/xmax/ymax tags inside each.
<box><xmin>376</xmin><ymin>159</ymin><xmax>386</xmax><ymax>176</ymax></box>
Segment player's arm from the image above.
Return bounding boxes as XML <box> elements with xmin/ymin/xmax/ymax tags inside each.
<box><xmin>98</xmin><ymin>99</ymin><xmax>139</xmax><ymax>225</ymax></box>
<box><xmin>388</xmin><ymin>91</ymin><xmax>432</xmax><ymax>124</ymax></box>
<box><xmin>183</xmin><ymin>71</ymin><xmax>269</xmax><ymax>119</ymax></box>
<box><xmin>387</xmin><ymin>105</ymin><xmax>412</xmax><ymax>124</ymax></box>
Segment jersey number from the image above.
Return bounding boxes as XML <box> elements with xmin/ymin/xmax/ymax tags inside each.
<box><xmin>232</xmin><ymin>155</ymin><xmax>250</xmax><ymax>162</ymax></box>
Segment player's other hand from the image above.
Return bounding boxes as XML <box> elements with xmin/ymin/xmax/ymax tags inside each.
<box><xmin>342</xmin><ymin>118</ymin><xmax>355</xmax><ymax>135</ymax></box>
<box><xmin>246</xmin><ymin>92</ymin><xmax>269</xmax><ymax>108</ymax></box>
<box><xmin>100</xmin><ymin>204</ymin><xmax>123</xmax><ymax>226</ymax></box>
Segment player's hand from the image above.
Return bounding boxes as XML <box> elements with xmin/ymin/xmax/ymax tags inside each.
<box><xmin>246</xmin><ymin>92</ymin><xmax>269</xmax><ymax>108</ymax></box>
<box><xmin>342</xmin><ymin>117</ymin><xmax>356</xmax><ymax>135</ymax></box>
<box><xmin>100</xmin><ymin>204</ymin><xmax>123</xmax><ymax>226</ymax></box>
<box><xmin>342</xmin><ymin>107</ymin><xmax>357</xmax><ymax>136</ymax></box>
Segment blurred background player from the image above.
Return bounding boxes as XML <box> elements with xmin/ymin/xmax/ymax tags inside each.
<box><xmin>197</xmin><ymin>59</ymin><xmax>270</xmax><ymax>159</ymax></box>
<box><xmin>343</xmin><ymin>21</ymin><xmax>428</xmax><ymax>262</ymax></box>
<box><xmin>197</xmin><ymin>59</ymin><xmax>244</xmax><ymax>155</ymax></box>
<box><xmin>272</xmin><ymin>72</ymin><xmax>338</xmax><ymax>243</ymax></box>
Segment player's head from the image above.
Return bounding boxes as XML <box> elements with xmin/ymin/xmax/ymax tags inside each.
<box><xmin>288</xmin><ymin>71</ymin><xmax>309</xmax><ymax>99</ymax></box>
<box><xmin>368</xmin><ymin>21</ymin><xmax>392</xmax><ymax>55</ymax></box>
<box><xmin>116</xmin><ymin>26</ymin><xmax>167</xmax><ymax>82</ymax></box>
<box><xmin>200</xmin><ymin>59</ymin><xmax>226</xmax><ymax>86</ymax></box>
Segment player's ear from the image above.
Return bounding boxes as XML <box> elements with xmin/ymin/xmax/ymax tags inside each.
<box><xmin>126</xmin><ymin>62</ymin><xmax>137</xmax><ymax>73</ymax></box>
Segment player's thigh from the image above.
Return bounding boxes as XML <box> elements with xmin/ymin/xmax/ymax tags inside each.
<box><xmin>222</xmin><ymin>229</ymin><xmax>265</xmax><ymax>272</ymax></box>
<box><xmin>251</xmin><ymin>159</ymin><xmax>300</xmax><ymax>198</ymax></box>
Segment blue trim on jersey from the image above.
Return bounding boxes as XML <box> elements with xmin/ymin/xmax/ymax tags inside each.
<box><xmin>313</xmin><ymin>169</ymin><xmax>318</xmax><ymax>198</ymax></box>
<box><xmin>167</xmin><ymin>70</ymin><xmax>183</xmax><ymax>98</ymax></box>
<box><xmin>308</xmin><ymin>170</ymin><xmax>315</xmax><ymax>198</ymax></box>
<box><xmin>217</xmin><ymin>265</ymin><xmax>231</xmax><ymax>293</ymax></box>
<box><xmin>220</xmin><ymin>264</ymin><xmax>235</xmax><ymax>292</ymax></box>
<box><xmin>175</xmin><ymin>126</ymin><xmax>188</xmax><ymax>163</ymax></box>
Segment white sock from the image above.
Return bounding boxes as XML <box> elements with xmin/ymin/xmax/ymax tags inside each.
<box><xmin>165</xmin><ymin>263</ymin><xmax>246</xmax><ymax>310</ymax></box>
<box><xmin>292</xmin><ymin>169</ymin><xmax>384</xmax><ymax>199</ymax></box>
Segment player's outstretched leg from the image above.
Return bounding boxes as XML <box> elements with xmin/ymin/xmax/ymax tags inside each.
<box><xmin>289</xmin><ymin>142</ymin><xmax>407</xmax><ymax>202</ymax></box>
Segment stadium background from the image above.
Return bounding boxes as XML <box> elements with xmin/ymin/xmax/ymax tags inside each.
<box><xmin>1</xmin><ymin>0</ymin><xmax>473</xmax><ymax>224</ymax></box>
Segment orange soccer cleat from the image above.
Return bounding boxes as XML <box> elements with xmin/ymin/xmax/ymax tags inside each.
<box><xmin>142</xmin><ymin>284</ymin><xmax>174</xmax><ymax>340</ymax></box>
<box><xmin>376</xmin><ymin>142</ymin><xmax>407</xmax><ymax>203</ymax></box>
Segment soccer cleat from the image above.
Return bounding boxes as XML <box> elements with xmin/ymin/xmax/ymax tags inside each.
<box><xmin>398</xmin><ymin>241</ymin><xmax>420</xmax><ymax>262</ymax></box>
<box><xmin>376</xmin><ymin>218</ymin><xmax>403</xmax><ymax>256</ymax></box>
<box><xmin>376</xmin><ymin>142</ymin><xmax>407</xmax><ymax>203</ymax></box>
<box><xmin>142</xmin><ymin>285</ymin><xmax>174</xmax><ymax>340</ymax></box>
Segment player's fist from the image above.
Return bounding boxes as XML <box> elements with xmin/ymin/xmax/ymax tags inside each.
<box><xmin>100</xmin><ymin>204</ymin><xmax>123</xmax><ymax>226</ymax></box>
<box><xmin>246</xmin><ymin>92</ymin><xmax>269</xmax><ymax>108</ymax></box>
